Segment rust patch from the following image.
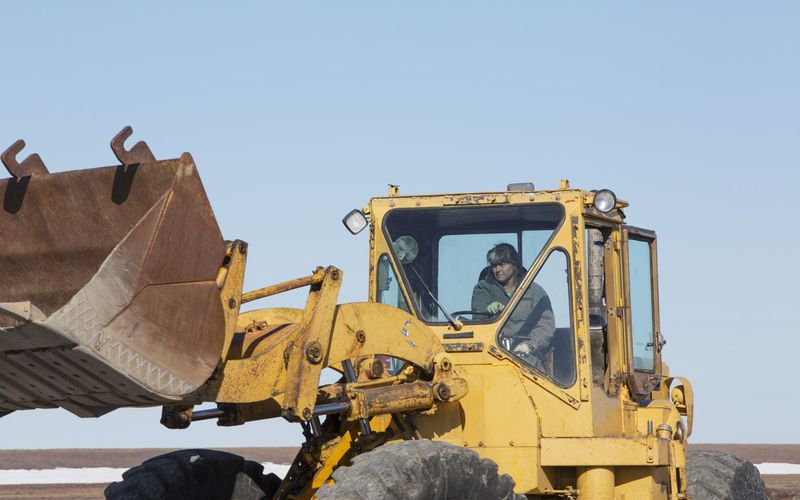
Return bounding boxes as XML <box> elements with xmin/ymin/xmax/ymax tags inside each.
<box><xmin>442</xmin><ymin>342</ymin><xmax>484</xmax><ymax>353</ymax></box>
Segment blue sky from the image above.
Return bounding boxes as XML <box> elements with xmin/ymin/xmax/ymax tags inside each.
<box><xmin>1</xmin><ymin>2</ymin><xmax>798</xmax><ymax>447</ymax></box>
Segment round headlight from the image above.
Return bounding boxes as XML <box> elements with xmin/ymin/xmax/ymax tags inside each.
<box><xmin>593</xmin><ymin>189</ymin><xmax>617</xmax><ymax>213</ymax></box>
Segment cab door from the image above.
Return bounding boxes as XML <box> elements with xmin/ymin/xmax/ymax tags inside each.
<box><xmin>622</xmin><ymin>226</ymin><xmax>663</xmax><ymax>396</ymax></box>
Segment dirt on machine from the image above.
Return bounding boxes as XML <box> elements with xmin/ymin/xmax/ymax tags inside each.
<box><xmin>0</xmin><ymin>128</ymin><xmax>767</xmax><ymax>500</ymax></box>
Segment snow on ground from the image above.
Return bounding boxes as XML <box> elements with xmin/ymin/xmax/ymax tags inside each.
<box><xmin>0</xmin><ymin>467</ymin><xmax>126</xmax><ymax>485</ymax></box>
<box><xmin>0</xmin><ymin>462</ymin><xmax>292</xmax><ymax>485</ymax></box>
<box><xmin>755</xmin><ymin>463</ymin><xmax>800</xmax><ymax>475</ymax></box>
<box><xmin>0</xmin><ymin>462</ymin><xmax>795</xmax><ymax>485</ymax></box>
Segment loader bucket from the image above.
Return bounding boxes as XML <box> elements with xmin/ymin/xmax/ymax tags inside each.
<box><xmin>0</xmin><ymin>152</ymin><xmax>227</xmax><ymax>416</ymax></box>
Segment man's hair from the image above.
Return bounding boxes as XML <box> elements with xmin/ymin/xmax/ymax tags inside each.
<box><xmin>486</xmin><ymin>243</ymin><xmax>521</xmax><ymax>270</ymax></box>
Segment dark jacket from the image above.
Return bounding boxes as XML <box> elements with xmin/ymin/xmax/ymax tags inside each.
<box><xmin>471</xmin><ymin>274</ymin><xmax>556</xmax><ymax>352</ymax></box>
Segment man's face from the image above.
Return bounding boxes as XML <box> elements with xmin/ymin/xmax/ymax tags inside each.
<box><xmin>491</xmin><ymin>262</ymin><xmax>517</xmax><ymax>286</ymax></box>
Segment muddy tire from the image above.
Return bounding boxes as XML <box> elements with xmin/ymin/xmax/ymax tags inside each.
<box><xmin>686</xmin><ymin>450</ymin><xmax>767</xmax><ymax>500</ymax></box>
<box><xmin>104</xmin><ymin>449</ymin><xmax>282</xmax><ymax>500</ymax></box>
<box><xmin>316</xmin><ymin>440</ymin><xmax>523</xmax><ymax>500</ymax></box>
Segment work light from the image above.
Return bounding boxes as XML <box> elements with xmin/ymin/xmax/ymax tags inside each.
<box><xmin>593</xmin><ymin>189</ymin><xmax>617</xmax><ymax>213</ymax></box>
<box><xmin>342</xmin><ymin>209</ymin><xmax>368</xmax><ymax>234</ymax></box>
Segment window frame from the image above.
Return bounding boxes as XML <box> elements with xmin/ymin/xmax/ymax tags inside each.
<box><xmin>622</xmin><ymin>226</ymin><xmax>663</xmax><ymax>396</ymax></box>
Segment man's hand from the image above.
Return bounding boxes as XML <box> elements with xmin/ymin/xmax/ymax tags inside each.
<box><xmin>487</xmin><ymin>301</ymin><xmax>505</xmax><ymax>314</ymax></box>
<box><xmin>513</xmin><ymin>342</ymin><xmax>533</xmax><ymax>356</ymax></box>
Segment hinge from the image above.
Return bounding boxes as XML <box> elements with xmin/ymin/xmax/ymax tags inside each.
<box><xmin>488</xmin><ymin>345</ymin><xmax>506</xmax><ymax>360</ymax></box>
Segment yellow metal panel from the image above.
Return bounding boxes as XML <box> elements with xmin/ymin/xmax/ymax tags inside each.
<box><xmin>614</xmin><ymin>466</ymin><xmax>671</xmax><ymax>500</ymax></box>
<box><xmin>540</xmin><ymin>437</ymin><xmax>670</xmax><ymax>466</ymax></box>
<box><xmin>476</xmin><ymin>446</ymin><xmax>547</xmax><ymax>494</ymax></box>
<box><xmin>481</xmin><ymin>366</ymin><xmax>540</xmax><ymax>448</ymax></box>
<box><xmin>432</xmin><ymin>364</ymin><xmax>541</xmax><ymax>448</ymax></box>
<box><xmin>590</xmin><ymin>386</ymin><xmax>624</xmax><ymax>437</ymax></box>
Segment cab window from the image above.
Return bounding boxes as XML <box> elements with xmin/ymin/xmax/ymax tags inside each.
<box><xmin>382</xmin><ymin>204</ymin><xmax>564</xmax><ymax>324</ymax></box>
<box><xmin>628</xmin><ymin>238</ymin><xmax>655</xmax><ymax>372</ymax></box>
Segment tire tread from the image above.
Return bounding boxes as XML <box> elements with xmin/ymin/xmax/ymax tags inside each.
<box><xmin>316</xmin><ymin>440</ymin><xmax>524</xmax><ymax>500</ymax></box>
<box><xmin>104</xmin><ymin>449</ymin><xmax>279</xmax><ymax>500</ymax></box>
<box><xmin>686</xmin><ymin>450</ymin><xmax>767</xmax><ymax>500</ymax></box>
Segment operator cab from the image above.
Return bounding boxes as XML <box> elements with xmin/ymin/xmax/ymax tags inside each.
<box><xmin>346</xmin><ymin>182</ymin><xmax>664</xmax><ymax>400</ymax></box>
<box><xmin>377</xmin><ymin>201</ymin><xmax>576</xmax><ymax>387</ymax></box>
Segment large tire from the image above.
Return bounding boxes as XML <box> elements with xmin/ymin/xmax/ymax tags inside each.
<box><xmin>686</xmin><ymin>450</ymin><xmax>768</xmax><ymax>500</ymax></box>
<box><xmin>316</xmin><ymin>440</ymin><xmax>524</xmax><ymax>500</ymax></box>
<box><xmin>104</xmin><ymin>449</ymin><xmax>282</xmax><ymax>500</ymax></box>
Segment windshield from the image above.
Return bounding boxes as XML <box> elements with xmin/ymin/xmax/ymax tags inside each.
<box><xmin>381</xmin><ymin>203</ymin><xmax>564</xmax><ymax>324</ymax></box>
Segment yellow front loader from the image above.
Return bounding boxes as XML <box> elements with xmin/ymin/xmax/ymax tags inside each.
<box><xmin>0</xmin><ymin>129</ymin><xmax>766</xmax><ymax>499</ymax></box>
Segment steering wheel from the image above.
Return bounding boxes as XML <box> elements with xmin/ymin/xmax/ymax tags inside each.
<box><xmin>452</xmin><ymin>310</ymin><xmax>493</xmax><ymax>319</ymax></box>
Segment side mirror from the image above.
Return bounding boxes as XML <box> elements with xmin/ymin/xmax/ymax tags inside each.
<box><xmin>342</xmin><ymin>209</ymin><xmax>368</xmax><ymax>235</ymax></box>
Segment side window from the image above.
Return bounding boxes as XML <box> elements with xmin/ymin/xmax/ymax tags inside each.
<box><xmin>377</xmin><ymin>254</ymin><xmax>409</xmax><ymax>313</ymax></box>
<box><xmin>628</xmin><ymin>239</ymin><xmax>655</xmax><ymax>372</ymax></box>
<box><xmin>376</xmin><ymin>254</ymin><xmax>409</xmax><ymax>376</ymax></box>
<box><xmin>498</xmin><ymin>250</ymin><xmax>575</xmax><ymax>387</ymax></box>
